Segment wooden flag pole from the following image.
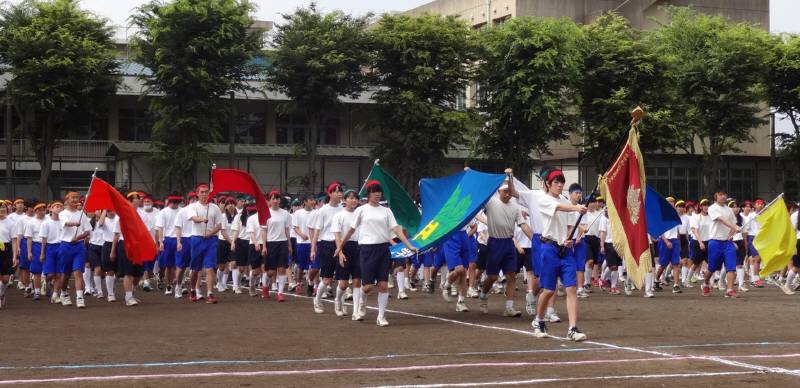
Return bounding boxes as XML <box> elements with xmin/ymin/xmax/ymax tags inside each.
<box><xmin>73</xmin><ymin>167</ymin><xmax>99</xmax><ymax>240</ymax></box>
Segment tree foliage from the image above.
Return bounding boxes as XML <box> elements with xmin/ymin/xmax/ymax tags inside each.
<box><xmin>766</xmin><ymin>35</ymin><xmax>800</xmax><ymax>162</ymax></box>
<box><xmin>649</xmin><ymin>6</ymin><xmax>778</xmax><ymax>195</ymax></box>
<box><xmin>0</xmin><ymin>0</ymin><xmax>119</xmax><ymax>199</ymax></box>
<box><xmin>130</xmin><ymin>0</ymin><xmax>263</xmax><ymax>191</ymax></box>
<box><xmin>368</xmin><ymin>14</ymin><xmax>480</xmax><ymax>191</ymax></box>
<box><xmin>578</xmin><ymin>13</ymin><xmax>682</xmax><ymax>170</ymax></box>
<box><xmin>475</xmin><ymin>17</ymin><xmax>583</xmax><ymax>176</ymax></box>
<box><xmin>266</xmin><ymin>3</ymin><xmax>370</xmax><ymax>191</ymax></box>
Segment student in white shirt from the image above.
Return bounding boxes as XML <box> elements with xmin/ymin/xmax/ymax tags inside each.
<box><xmin>656</xmin><ymin>198</ymin><xmax>682</xmax><ymax>294</ymax></box>
<box><xmin>782</xmin><ymin>208</ymin><xmax>799</xmax><ymax>295</ymax></box>
<box><xmin>215</xmin><ymin>198</ymin><xmax>237</xmax><ymax>293</ymax></box>
<box><xmin>531</xmin><ymin>169</ymin><xmax>587</xmax><ymax>342</ymax></box>
<box><xmin>186</xmin><ymin>184</ymin><xmax>223</xmax><ymax>304</ymax></box>
<box><xmin>703</xmin><ymin>190</ymin><xmax>739</xmax><ymax>298</ymax></box>
<box><xmin>155</xmin><ymin>196</ymin><xmax>181</xmax><ymax>296</ymax></box>
<box><xmin>331</xmin><ymin>189</ymin><xmax>361</xmax><ymax>318</ymax></box>
<box><xmin>138</xmin><ymin>195</ymin><xmax>158</xmax><ymax>292</ymax></box>
<box><xmin>56</xmin><ymin>192</ymin><xmax>92</xmax><ymax>308</ymax></box>
<box><xmin>310</xmin><ymin>182</ymin><xmax>344</xmax><ymax>314</ymax></box>
<box><xmin>245</xmin><ymin>206</ymin><xmax>266</xmax><ymax>297</ymax></box>
<box><xmin>11</xmin><ymin>201</ymin><xmax>33</xmax><ymax>297</ymax></box>
<box><xmin>729</xmin><ymin>201</ymin><xmax>748</xmax><ymax>293</ymax></box>
<box><xmin>86</xmin><ymin>211</ymin><xmax>106</xmax><ymax>299</ymax></box>
<box><xmin>0</xmin><ymin>204</ymin><xmax>16</xmax><ymax>308</ymax></box>
<box><xmin>743</xmin><ymin>199</ymin><xmax>765</xmax><ymax>288</ymax></box>
<box><xmin>173</xmin><ymin>192</ymin><xmax>198</xmax><ymax>298</ymax></box>
<box><xmin>40</xmin><ymin>201</ymin><xmax>64</xmax><ymax>303</ymax></box>
<box><xmin>97</xmin><ymin>210</ymin><xmax>118</xmax><ymax>302</ymax></box>
<box><xmin>228</xmin><ymin>204</ymin><xmax>247</xmax><ymax>294</ymax></box>
<box><xmin>337</xmin><ymin>181</ymin><xmax>416</xmax><ymax>326</ymax></box>
<box><xmin>263</xmin><ymin>190</ymin><xmax>292</xmax><ymax>302</ymax></box>
<box><xmin>675</xmin><ymin>200</ymin><xmax>692</xmax><ymax>288</ymax></box>
<box><xmin>689</xmin><ymin>199</ymin><xmax>711</xmax><ymax>284</ymax></box>
<box><xmin>24</xmin><ymin>202</ymin><xmax>47</xmax><ymax>300</ymax></box>
<box><xmin>292</xmin><ymin>195</ymin><xmax>316</xmax><ymax>295</ymax></box>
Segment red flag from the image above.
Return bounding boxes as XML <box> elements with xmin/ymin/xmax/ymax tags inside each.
<box><xmin>83</xmin><ymin>178</ymin><xmax>156</xmax><ymax>265</ymax></box>
<box><xmin>210</xmin><ymin>168</ymin><xmax>270</xmax><ymax>225</ymax></box>
<box><xmin>600</xmin><ymin>126</ymin><xmax>652</xmax><ymax>288</ymax></box>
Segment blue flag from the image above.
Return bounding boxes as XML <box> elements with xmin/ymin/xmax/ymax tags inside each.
<box><xmin>645</xmin><ymin>185</ymin><xmax>681</xmax><ymax>237</ymax></box>
<box><xmin>391</xmin><ymin>169</ymin><xmax>506</xmax><ymax>259</ymax></box>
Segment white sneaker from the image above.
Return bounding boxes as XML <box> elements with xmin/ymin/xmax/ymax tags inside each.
<box><xmin>504</xmin><ymin>306</ymin><xmax>522</xmax><ymax>317</ymax></box>
<box><xmin>738</xmin><ymin>285</ymin><xmax>749</xmax><ymax>293</ymax></box>
<box><xmin>334</xmin><ymin>300</ymin><xmax>344</xmax><ymax>317</ymax></box>
<box><xmin>61</xmin><ymin>296</ymin><xmax>72</xmax><ymax>306</ymax></box>
<box><xmin>466</xmin><ymin>287</ymin><xmax>478</xmax><ymax>298</ymax></box>
<box><xmin>234</xmin><ymin>287</ymin><xmax>243</xmax><ymax>294</ymax></box>
<box><xmin>108</xmin><ymin>294</ymin><xmax>117</xmax><ymax>303</ymax></box>
<box><xmin>50</xmin><ymin>294</ymin><xmax>60</xmax><ymax>304</ymax></box>
<box><xmin>546</xmin><ymin>311</ymin><xmax>561</xmax><ymax>323</ymax></box>
<box><xmin>455</xmin><ymin>300</ymin><xmax>469</xmax><ymax>312</ymax></box>
<box><xmin>164</xmin><ymin>287</ymin><xmax>172</xmax><ymax>295</ymax></box>
<box><xmin>376</xmin><ymin>316</ymin><xmax>389</xmax><ymax>327</ymax></box>
<box><xmin>126</xmin><ymin>298</ymin><xmax>139</xmax><ymax>307</ymax></box>
<box><xmin>576</xmin><ymin>289</ymin><xmax>589</xmax><ymax>299</ymax></box>
<box><xmin>352</xmin><ymin>312</ymin><xmax>364</xmax><ymax>321</ymax></box>
<box><xmin>345</xmin><ymin>287</ymin><xmax>353</xmax><ymax>300</ymax></box>
<box><xmin>441</xmin><ymin>285</ymin><xmax>452</xmax><ymax>302</ymax></box>
<box><xmin>96</xmin><ymin>291</ymin><xmax>105</xmax><ymax>299</ymax></box>
<box><xmin>76</xmin><ymin>297</ymin><xmax>86</xmax><ymax>309</ymax></box>
<box><xmin>313</xmin><ymin>301</ymin><xmax>324</xmax><ymax>314</ymax></box>
<box><xmin>525</xmin><ymin>293</ymin><xmax>536</xmax><ymax>315</ymax></box>
<box><xmin>398</xmin><ymin>291</ymin><xmax>409</xmax><ymax>300</ymax></box>
<box><xmin>479</xmin><ymin>298</ymin><xmax>489</xmax><ymax>314</ymax></box>
<box><xmin>781</xmin><ymin>284</ymin><xmax>796</xmax><ymax>295</ymax></box>
<box><xmin>644</xmin><ymin>292</ymin><xmax>655</xmax><ymax>298</ymax></box>
<box><xmin>567</xmin><ymin>327</ymin><xmax>587</xmax><ymax>342</ymax></box>
<box><xmin>532</xmin><ymin>320</ymin><xmax>548</xmax><ymax>338</ymax></box>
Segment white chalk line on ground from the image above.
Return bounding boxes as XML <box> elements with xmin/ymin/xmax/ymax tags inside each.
<box><xmin>365</xmin><ymin>371</ymin><xmax>763</xmax><ymax>388</ymax></box>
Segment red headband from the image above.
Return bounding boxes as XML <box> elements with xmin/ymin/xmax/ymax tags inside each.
<box><xmin>546</xmin><ymin>169</ymin><xmax>564</xmax><ymax>183</ymax></box>
<box><xmin>365</xmin><ymin>180</ymin><xmax>381</xmax><ymax>190</ymax></box>
<box><xmin>326</xmin><ymin>182</ymin><xmax>342</xmax><ymax>194</ymax></box>
<box><xmin>195</xmin><ymin>183</ymin><xmax>209</xmax><ymax>191</ymax></box>
<box><xmin>268</xmin><ymin>190</ymin><xmax>281</xmax><ymax>199</ymax></box>
<box><xmin>187</xmin><ymin>191</ymin><xmax>198</xmax><ymax>199</ymax></box>
<box><xmin>754</xmin><ymin>199</ymin><xmax>765</xmax><ymax>206</ymax></box>
<box><xmin>65</xmin><ymin>192</ymin><xmax>79</xmax><ymax>201</ymax></box>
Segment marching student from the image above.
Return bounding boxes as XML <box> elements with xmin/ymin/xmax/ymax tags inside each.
<box><xmin>703</xmin><ymin>190</ymin><xmax>739</xmax><ymax>298</ymax></box>
<box><xmin>336</xmin><ymin>180</ymin><xmax>417</xmax><ymax>326</ymax></box>
<box><xmin>138</xmin><ymin>195</ymin><xmax>158</xmax><ymax>291</ymax></box>
<box><xmin>216</xmin><ymin>198</ymin><xmax>237</xmax><ymax>293</ymax></box>
<box><xmin>40</xmin><ymin>202</ymin><xmax>64</xmax><ymax>303</ymax></box>
<box><xmin>24</xmin><ymin>203</ymin><xmax>47</xmax><ymax>300</ymax></box>
<box><xmin>155</xmin><ymin>196</ymin><xmax>181</xmax><ymax>296</ymax></box>
<box><xmin>729</xmin><ymin>201</ymin><xmax>748</xmax><ymax>293</ymax></box>
<box><xmin>442</xmin><ymin>219</ymin><xmax>478</xmax><ymax>313</ymax></box>
<box><xmin>689</xmin><ymin>199</ymin><xmax>712</xmax><ymax>285</ymax></box>
<box><xmin>12</xmin><ymin>201</ymin><xmax>33</xmax><ymax>297</ymax></box>
<box><xmin>186</xmin><ymin>184</ymin><xmax>223</xmax><ymax>304</ymax></box>
<box><xmin>743</xmin><ymin>199</ymin><xmax>765</xmax><ymax>288</ymax></box>
<box><xmin>97</xmin><ymin>210</ymin><xmax>118</xmax><ymax>302</ymax></box>
<box><xmin>332</xmin><ymin>189</ymin><xmax>361</xmax><ymax>318</ymax></box>
<box><xmin>245</xmin><ymin>205</ymin><xmax>266</xmax><ymax>297</ymax></box>
<box><xmin>109</xmin><ymin>212</ymin><xmax>142</xmax><ymax>306</ymax></box>
<box><xmin>531</xmin><ymin>169</ymin><xmax>588</xmax><ymax>342</ymax></box>
<box><xmin>598</xmin><ymin>210</ymin><xmax>622</xmax><ymax>295</ymax></box>
<box><xmin>86</xmin><ymin>211</ymin><xmax>105</xmax><ymax>298</ymax></box>
<box><xmin>566</xmin><ymin>184</ymin><xmax>590</xmax><ymax>299</ymax></box>
<box><xmin>174</xmin><ymin>192</ymin><xmax>197</xmax><ymax>298</ymax></box>
<box><xmin>508</xmin><ymin>169</ymin><xmax>548</xmax><ymax>316</ymax></box>
<box><xmin>0</xmin><ymin>204</ymin><xmax>15</xmax><ymax>308</ymax></box>
<box><xmin>782</xmin><ymin>207</ymin><xmax>799</xmax><ymax>295</ymax></box>
<box><xmin>264</xmin><ymin>190</ymin><xmax>292</xmax><ymax>302</ymax></box>
<box><xmin>310</xmin><ymin>182</ymin><xmax>344</xmax><ymax>314</ymax></box>
<box><xmin>656</xmin><ymin>200</ymin><xmax>682</xmax><ymax>294</ymax></box>
<box><xmin>468</xmin><ymin>216</ymin><xmax>488</xmax><ymax>298</ymax></box>
<box><xmin>57</xmin><ymin>192</ymin><xmax>92</xmax><ymax>308</ymax></box>
<box><xmin>581</xmin><ymin>197</ymin><xmax>603</xmax><ymax>295</ymax></box>
<box><xmin>676</xmin><ymin>200</ymin><xmax>692</xmax><ymax>288</ymax></box>
<box><xmin>292</xmin><ymin>195</ymin><xmax>316</xmax><ymax>295</ymax></box>
<box><xmin>476</xmin><ymin>170</ymin><xmax>534</xmax><ymax>318</ymax></box>
<box><xmin>229</xmin><ymin>205</ymin><xmax>249</xmax><ymax>294</ymax></box>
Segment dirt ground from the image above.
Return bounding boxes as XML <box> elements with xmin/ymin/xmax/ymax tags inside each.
<box><xmin>1</xmin><ymin>277</ymin><xmax>799</xmax><ymax>387</ymax></box>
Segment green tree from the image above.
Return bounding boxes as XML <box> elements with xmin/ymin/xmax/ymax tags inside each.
<box><xmin>476</xmin><ymin>17</ymin><xmax>583</xmax><ymax>177</ymax></box>
<box><xmin>578</xmin><ymin>13</ymin><xmax>682</xmax><ymax>171</ymax></box>
<box><xmin>766</xmin><ymin>35</ymin><xmax>800</xmax><ymax>163</ymax></box>
<box><xmin>649</xmin><ymin>6</ymin><xmax>778</xmax><ymax>195</ymax></box>
<box><xmin>130</xmin><ymin>0</ymin><xmax>263</xmax><ymax>191</ymax></box>
<box><xmin>0</xmin><ymin>0</ymin><xmax>119</xmax><ymax>198</ymax></box>
<box><xmin>267</xmin><ymin>4</ymin><xmax>370</xmax><ymax>192</ymax></box>
<box><xmin>369</xmin><ymin>14</ymin><xmax>480</xmax><ymax>191</ymax></box>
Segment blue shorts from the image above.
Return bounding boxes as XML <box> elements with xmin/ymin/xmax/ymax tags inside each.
<box><xmin>708</xmin><ymin>240</ymin><xmax>736</xmax><ymax>273</ymax></box>
<box><xmin>747</xmin><ymin>236</ymin><xmax>759</xmax><ymax>258</ymax></box>
<box><xmin>295</xmin><ymin>243</ymin><xmax>312</xmax><ymax>270</ymax></box>
<box><xmin>444</xmin><ymin>231</ymin><xmax>471</xmax><ymax>271</ymax></box>
<box><xmin>190</xmin><ymin>236</ymin><xmax>217</xmax><ymax>270</ymax></box>
<box><xmin>486</xmin><ymin>237</ymin><xmax>517</xmax><ymax>276</ymax></box>
<box><xmin>467</xmin><ymin>234</ymin><xmax>478</xmax><ymax>262</ymax></box>
<box><xmin>573</xmin><ymin>240</ymin><xmax>586</xmax><ymax>272</ymax></box>
<box><xmin>176</xmin><ymin>237</ymin><xmax>191</xmax><ymax>269</ymax></box>
<box><xmin>42</xmin><ymin>243</ymin><xmax>60</xmax><ymax>275</ymax></box>
<box><xmin>18</xmin><ymin>237</ymin><xmax>29</xmax><ymax>270</ymax></box>
<box><xmin>29</xmin><ymin>242</ymin><xmax>43</xmax><ymax>274</ymax></box>
<box><xmin>539</xmin><ymin>243</ymin><xmax>577</xmax><ymax>291</ymax></box>
<box><xmin>57</xmin><ymin>241</ymin><xmax>86</xmax><ymax>274</ymax></box>
<box><xmin>658</xmin><ymin>238</ymin><xmax>681</xmax><ymax>266</ymax></box>
<box><xmin>360</xmin><ymin>243</ymin><xmax>390</xmax><ymax>285</ymax></box>
<box><xmin>530</xmin><ymin>233</ymin><xmax>542</xmax><ymax>276</ymax></box>
<box><xmin>433</xmin><ymin>247</ymin><xmax>446</xmax><ymax>269</ymax></box>
<box><xmin>159</xmin><ymin>237</ymin><xmax>177</xmax><ymax>268</ymax></box>
<box><xmin>422</xmin><ymin>250</ymin><xmax>435</xmax><ymax>267</ymax></box>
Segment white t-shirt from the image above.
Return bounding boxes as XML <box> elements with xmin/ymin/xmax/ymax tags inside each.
<box><xmin>13</xmin><ymin>214</ymin><xmax>32</xmax><ymax>239</ymax></box>
<box><xmin>311</xmin><ymin>203</ymin><xmax>342</xmax><ymax>242</ymax></box>
<box><xmin>39</xmin><ymin>218</ymin><xmax>63</xmax><ymax>243</ymax></box>
<box><xmin>230</xmin><ymin>213</ymin><xmax>244</xmax><ymax>238</ymax></box>
<box><xmin>332</xmin><ymin>208</ymin><xmax>359</xmax><ymax>242</ymax></box>
<box><xmin>138</xmin><ymin>208</ymin><xmax>157</xmax><ymax>240</ymax></box>
<box><xmin>219</xmin><ymin>212</ymin><xmax>238</xmax><ymax>241</ymax></box>
<box><xmin>351</xmin><ymin>203</ymin><xmax>398</xmax><ymax>245</ymax></box>
<box><xmin>790</xmin><ymin>211</ymin><xmax>800</xmax><ymax>239</ymax></box>
<box><xmin>113</xmin><ymin>218</ymin><xmax>124</xmax><ymax>241</ymax></box>
<box><xmin>89</xmin><ymin>222</ymin><xmax>105</xmax><ymax>246</ymax></box>
<box><xmin>58</xmin><ymin>209</ymin><xmax>91</xmax><ymax>242</ymax></box>
<box><xmin>516</xmin><ymin>189</ymin><xmax>545</xmax><ymax>234</ymax></box>
<box><xmin>598</xmin><ymin>215</ymin><xmax>613</xmax><ymax>243</ymax></box>
<box><xmin>24</xmin><ymin>217</ymin><xmax>45</xmax><ymax>243</ymax></box>
<box><xmin>708</xmin><ymin>203</ymin><xmax>736</xmax><ymax>241</ymax></box>
<box><xmin>584</xmin><ymin>210</ymin><xmax>602</xmax><ymax>237</ymax></box>
<box><xmin>662</xmin><ymin>225</ymin><xmax>679</xmax><ymax>240</ymax></box>
<box><xmin>174</xmin><ymin>206</ymin><xmax>195</xmax><ymax>238</ymax></box>
<box><xmin>678</xmin><ymin>214</ymin><xmax>691</xmax><ymax>235</ymax></box>
<box><xmin>690</xmin><ymin>213</ymin><xmax>712</xmax><ymax>241</ymax></box>
<box><xmin>292</xmin><ymin>208</ymin><xmax>314</xmax><ymax>244</ymax></box>
<box><xmin>245</xmin><ymin>212</ymin><xmax>266</xmax><ymax>245</ymax></box>
<box><xmin>538</xmin><ymin>194</ymin><xmax>571</xmax><ymax>244</ymax></box>
<box><xmin>186</xmin><ymin>202</ymin><xmax>222</xmax><ymax>237</ymax></box>
<box><xmin>476</xmin><ymin>217</ymin><xmax>489</xmax><ymax>245</ymax></box>
<box><xmin>265</xmin><ymin>208</ymin><xmax>291</xmax><ymax>242</ymax></box>
<box><xmin>99</xmin><ymin>216</ymin><xmax>117</xmax><ymax>243</ymax></box>
<box><xmin>156</xmin><ymin>207</ymin><xmax>179</xmax><ymax>238</ymax></box>
<box><xmin>744</xmin><ymin>212</ymin><xmax>760</xmax><ymax>236</ymax></box>
<box><xmin>0</xmin><ymin>217</ymin><xmax>15</xmax><ymax>242</ymax></box>
<box><xmin>514</xmin><ymin>224</ymin><xmax>531</xmax><ymax>247</ymax></box>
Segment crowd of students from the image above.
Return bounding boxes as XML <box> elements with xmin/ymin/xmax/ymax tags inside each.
<box><xmin>1</xmin><ymin>167</ymin><xmax>798</xmax><ymax>342</ymax></box>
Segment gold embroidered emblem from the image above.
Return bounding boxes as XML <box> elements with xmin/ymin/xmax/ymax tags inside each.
<box><xmin>627</xmin><ymin>186</ymin><xmax>642</xmax><ymax>225</ymax></box>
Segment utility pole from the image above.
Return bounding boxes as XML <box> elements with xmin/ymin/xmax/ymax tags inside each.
<box><xmin>5</xmin><ymin>87</ymin><xmax>12</xmax><ymax>198</ymax></box>
<box><xmin>228</xmin><ymin>91</ymin><xmax>236</xmax><ymax>168</ymax></box>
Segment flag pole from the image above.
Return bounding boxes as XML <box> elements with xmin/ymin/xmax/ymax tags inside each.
<box><xmin>560</xmin><ymin>107</ymin><xmax>643</xmax><ymax>254</ymax></box>
<box><xmin>73</xmin><ymin>167</ymin><xmax>99</xmax><ymax>239</ymax></box>
<box><xmin>357</xmin><ymin>159</ymin><xmax>379</xmax><ymax>195</ymax></box>
<box><xmin>206</xmin><ymin>164</ymin><xmax>216</xmax><ymax>228</ymax></box>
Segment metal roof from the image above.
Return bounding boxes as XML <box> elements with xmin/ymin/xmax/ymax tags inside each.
<box><xmin>106</xmin><ymin>141</ymin><xmax>373</xmax><ymax>158</ymax></box>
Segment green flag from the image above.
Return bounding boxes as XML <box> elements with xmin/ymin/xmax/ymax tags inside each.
<box><xmin>359</xmin><ymin>161</ymin><xmax>421</xmax><ymax>235</ymax></box>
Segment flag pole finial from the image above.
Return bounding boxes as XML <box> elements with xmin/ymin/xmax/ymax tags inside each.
<box><xmin>374</xmin><ymin>159</ymin><xmax>380</xmax><ymax>165</ymax></box>
<box><xmin>631</xmin><ymin>106</ymin><xmax>644</xmax><ymax>127</ymax></box>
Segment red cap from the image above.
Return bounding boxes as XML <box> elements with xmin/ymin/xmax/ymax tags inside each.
<box><xmin>364</xmin><ymin>180</ymin><xmax>381</xmax><ymax>190</ymax></box>
<box><xmin>267</xmin><ymin>190</ymin><xmax>281</xmax><ymax>199</ymax></box>
<box><xmin>187</xmin><ymin>191</ymin><xmax>198</xmax><ymax>199</ymax></box>
<box><xmin>326</xmin><ymin>182</ymin><xmax>342</xmax><ymax>194</ymax></box>
<box><xmin>245</xmin><ymin>205</ymin><xmax>257</xmax><ymax>212</ymax></box>
<box><xmin>754</xmin><ymin>199</ymin><xmax>765</xmax><ymax>206</ymax></box>
<box><xmin>166</xmin><ymin>195</ymin><xmax>183</xmax><ymax>202</ymax></box>
<box><xmin>225</xmin><ymin>198</ymin><xmax>236</xmax><ymax>205</ymax></box>
<box><xmin>546</xmin><ymin>169</ymin><xmax>564</xmax><ymax>183</ymax></box>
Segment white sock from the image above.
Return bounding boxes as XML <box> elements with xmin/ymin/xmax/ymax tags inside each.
<box><xmin>216</xmin><ymin>270</ymin><xmax>223</xmax><ymax>287</ymax></box>
<box><xmin>750</xmin><ymin>264</ymin><xmax>759</xmax><ymax>281</ymax></box>
<box><xmin>736</xmin><ymin>267</ymin><xmax>745</xmax><ymax>287</ymax></box>
<box><xmin>377</xmin><ymin>292</ymin><xmax>389</xmax><ymax>318</ymax></box>
<box><xmin>76</xmin><ymin>289</ymin><xmax>84</xmax><ymax>299</ymax></box>
<box><xmin>681</xmin><ymin>266</ymin><xmax>689</xmax><ymax>284</ymax></box>
<box><xmin>222</xmin><ymin>271</ymin><xmax>229</xmax><ymax>288</ymax></box>
<box><xmin>584</xmin><ymin>262</ymin><xmax>592</xmax><ymax>275</ymax></box>
<box><xmin>93</xmin><ymin>275</ymin><xmax>103</xmax><ymax>294</ymax></box>
<box><xmin>396</xmin><ymin>271</ymin><xmax>406</xmax><ymax>292</ymax></box>
<box><xmin>207</xmin><ymin>288</ymin><xmax>213</xmax><ymax>297</ymax></box>
<box><xmin>125</xmin><ymin>291</ymin><xmax>133</xmax><ymax>300</ymax></box>
<box><xmin>601</xmin><ymin>267</ymin><xmax>610</xmax><ymax>281</ymax></box>
<box><xmin>336</xmin><ymin>286</ymin><xmax>344</xmax><ymax>304</ymax></box>
<box><xmin>196</xmin><ymin>287</ymin><xmax>202</xmax><ymax>296</ymax></box>
<box><xmin>232</xmin><ymin>268</ymin><xmax>240</xmax><ymax>288</ymax></box>
<box><xmin>314</xmin><ymin>282</ymin><xmax>325</xmax><ymax>303</ymax></box>
<box><xmin>82</xmin><ymin>271</ymin><xmax>92</xmax><ymax>291</ymax></box>
<box><xmin>0</xmin><ymin>282</ymin><xmax>6</xmax><ymax>296</ymax></box>
<box><xmin>352</xmin><ymin>287</ymin><xmax>362</xmax><ymax>315</ymax></box>
<box><xmin>261</xmin><ymin>273</ymin><xmax>267</xmax><ymax>287</ymax></box>
<box><xmin>785</xmin><ymin>269</ymin><xmax>797</xmax><ymax>287</ymax></box>
<box><xmin>105</xmin><ymin>276</ymin><xmax>115</xmax><ymax>296</ymax></box>
<box><xmin>277</xmin><ymin>275</ymin><xmax>287</xmax><ymax>294</ymax></box>
<box><xmin>610</xmin><ymin>271</ymin><xmax>619</xmax><ymax>288</ymax></box>
<box><xmin>505</xmin><ymin>299</ymin><xmax>513</xmax><ymax>309</ymax></box>
<box><xmin>645</xmin><ymin>272</ymin><xmax>654</xmax><ymax>292</ymax></box>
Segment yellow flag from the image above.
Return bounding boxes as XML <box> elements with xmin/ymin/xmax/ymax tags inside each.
<box><xmin>754</xmin><ymin>198</ymin><xmax>798</xmax><ymax>278</ymax></box>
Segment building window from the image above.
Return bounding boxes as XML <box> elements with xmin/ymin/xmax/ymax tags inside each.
<box><xmin>118</xmin><ymin>109</ymin><xmax>154</xmax><ymax>141</ymax></box>
<box><xmin>646</xmin><ymin>166</ymin><xmax>670</xmax><ymax>196</ymax></box>
<box><xmin>454</xmin><ymin>87</ymin><xmax>466</xmax><ymax>111</ymax></box>
<box><xmin>672</xmin><ymin>167</ymin><xmax>699</xmax><ymax>200</ymax></box>
<box><xmin>276</xmin><ymin>114</ymin><xmax>339</xmax><ymax>145</ymax></box>
<box><xmin>718</xmin><ymin>168</ymin><xmax>754</xmax><ymax>201</ymax></box>
<box><xmin>235</xmin><ymin>112</ymin><xmax>266</xmax><ymax>144</ymax></box>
